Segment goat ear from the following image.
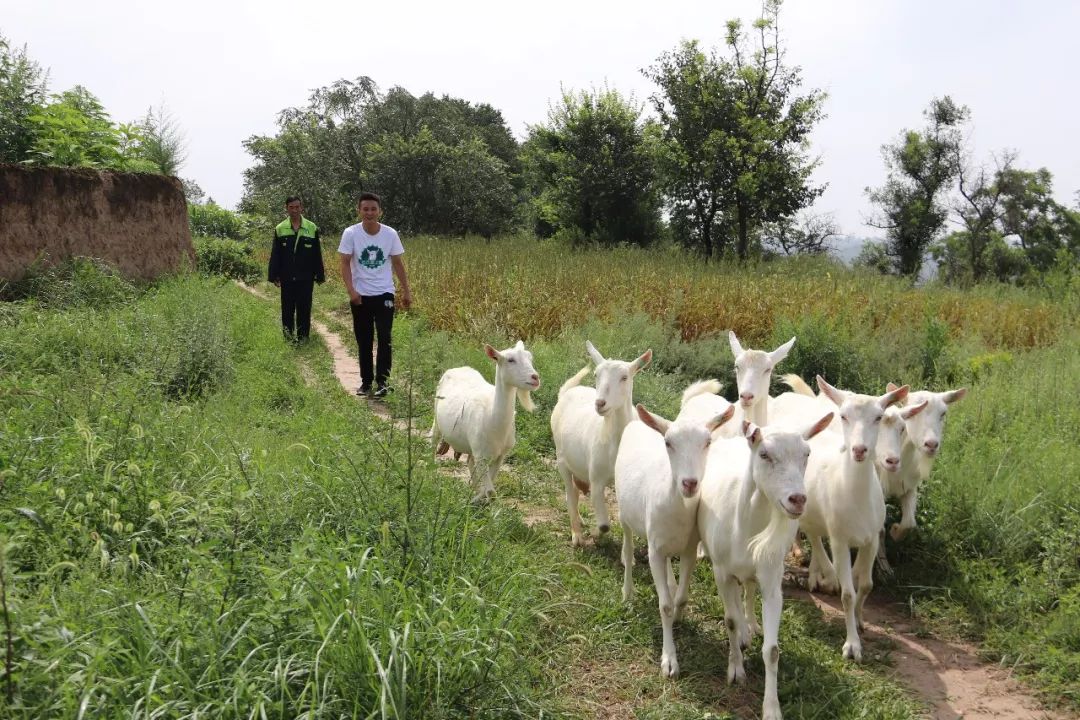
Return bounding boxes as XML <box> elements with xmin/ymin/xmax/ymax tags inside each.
<box><xmin>632</xmin><ymin>349</ymin><xmax>653</xmax><ymax>373</ymax></box>
<box><xmin>485</xmin><ymin>344</ymin><xmax>501</xmax><ymax>361</ymax></box>
<box><xmin>515</xmin><ymin>340</ymin><xmax>525</xmax><ymax>351</ymax></box>
<box><xmin>817</xmin><ymin>376</ymin><xmax>845</xmax><ymax>406</ymax></box>
<box><xmin>743</xmin><ymin>421</ymin><xmax>762</xmax><ymax>446</ymax></box>
<box><xmin>902</xmin><ymin>400</ymin><xmax>928</xmax><ymax>420</ymax></box>
<box><xmin>728</xmin><ymin>330</ymin><xmax>744</xmax><ymax>358</ymax></box>
<box><xmin>769</xmin><ymin>336</ymin><xmax>796</xmax><ymax>365</ymax></box>
<box><xmin>886</xmin><ymin>382</ymin><xmax>900</xmax><ymax>393</ymax></box>
<box><xmin>585</xmin><ymin>340</ymin><xmax>605</xmax><ymax>366</ymax></box>
<box><xmin>706</xmin><ymin>404</ymin><xmax>735</xmax><ymax>432</ymax></box>
<box><xmin>636</xmin><ymin>403</ymin><xmax>670</xmax><ymax>435</ymax></box>
<box><xmin>943</xmin><ymin>388</ymin><xmax>968</xmax><ymax>404</ymax></box>
<box><xmin>880</xmin><ymin>384</ymin><xmax>909</xmax><ymax>408</ymax></box>
<box><xmin>804</xmin><ymin>412</ymin><xmax>834</xmax><ymax>441</ymax></box>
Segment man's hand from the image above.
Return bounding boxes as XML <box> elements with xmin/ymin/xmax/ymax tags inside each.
<box><xmin>349</xmin><ymin>290</ymin><xmax>362</xmax><ymax>305</ymax></box>
<box><xmin>399</xmin><ymin>288</ymin><xmax>412</xmax><ymax>310</ymax></box>
<box><xmin>273</xmin><ymin>280</ymin><xmax>281</xmax><ymax>288</ymax></box>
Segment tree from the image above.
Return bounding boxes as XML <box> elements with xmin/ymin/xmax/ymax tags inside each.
<box><xmin>521</xmin><ymin>87</ymin><xmax>661</xmax><ymax>246</ymax></box>
<box><xmin>761</xmin><ymin>212</ymin><xmax>839</xmax><ymax>256</ymax></box>
<box><xmin>645</xmin><ymin>1</ymin><xmax>826</xmax><ymax>259</ymax></box>
<box><xmin>26</xmin><ymin>86</ymin><xmax>155</xmax><ymax>172</ymax></box>
<box><xmin>0</xmin><ymin>33</ymin><xmax>49</xmax><ymax>163</ymax></box>
<box><xmin>853</xmin><ymin>240</ymin><xmax>892</xmax><ymax>275</ymax></box>
<box><xmin>996</xmin><ymin>166</ymin><xmax>1079</xmax><ymax>272</ymax></box>
<box><xmin>241</xmin><ymin>77</ymin><xmax>520</xmax><ymax>235</ymax></box>
<box><xmin>139</xmin><ymin>103</ymin><xmax>187</xmax><ymax>176</ymax></box>
<box><xmin>946</xmin><ymin>150</ymin><xmax>1013</xmax><ymax>283</ymax></box>
<box><xmin>866</xmin><ymin>96</ymin><xmax>968</xmax><ymax>278</ymax></box>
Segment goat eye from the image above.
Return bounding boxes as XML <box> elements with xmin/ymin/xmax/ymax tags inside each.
<box><xmin>874</xmin><ymin>415</ymin><xmax>882</xmax><ymax>423</ymax></box>
<box><xmin>841</xmin><ymin>416</ymin><xmax>849</xmax><ymax>423</ymax></box>
<box><xmin>665</xmin><ymin>441</ymin><xmax>673</xmax><ymax>450</ymax></box>
<box><xmin>759</xmin><ymin>452</ymin><xmax>771</xmax><ymax>461</ymax></box>
<box><xmin>507</xmin><ymin>358</ymin><xmax>516</xmax><ymax>363</ymax></box>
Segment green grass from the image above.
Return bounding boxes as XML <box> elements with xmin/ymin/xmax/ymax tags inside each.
<box><xmin>6</xmin><ymin>242</ymin><xmax>1080</xmax><ymax>717</ymax></box>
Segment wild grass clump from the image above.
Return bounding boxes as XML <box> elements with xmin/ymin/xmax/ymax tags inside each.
<box><xmin>0</xmin><ymin>256</ymin><xmax>136</xmax><ymax>309</ymax></box>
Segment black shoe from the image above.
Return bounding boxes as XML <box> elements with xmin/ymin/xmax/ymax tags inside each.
<box><xmin>357</xmin><ymin>385</ymin><xmax>372</xmax><ymax>396</ymax></box>
<box><xmin>373</xmin><ymin>385</ymin><xmax>391</xmax><ymax>399</ymax></box>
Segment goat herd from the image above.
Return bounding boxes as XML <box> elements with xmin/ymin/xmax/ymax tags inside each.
<box><xmin>429</xmin><ymin>334</ymin><xmax>966</xmax><ymax>720</ymax></box>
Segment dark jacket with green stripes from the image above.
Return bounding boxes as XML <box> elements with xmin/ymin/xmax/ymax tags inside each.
<box><xmin>268</xmin><ymin>217</ymin><xmax>326</xmax><ymax>283</ymax></box>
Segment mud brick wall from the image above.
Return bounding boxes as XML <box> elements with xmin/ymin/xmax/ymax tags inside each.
<box><xmin>0</xmin><ymin>164</ymin><xmax>194</xmax><ymax>281</ymax></box>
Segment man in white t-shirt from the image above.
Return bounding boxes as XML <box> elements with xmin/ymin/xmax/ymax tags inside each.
<box><xmin>337</xmin><ymin>192</ymin><xmax>413</xmax><ymax>397</ymax></box>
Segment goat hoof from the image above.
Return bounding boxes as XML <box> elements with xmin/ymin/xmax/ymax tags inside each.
<box><xmin>435</xmin><ymin>441</ymin><xmax>450</xmax><ymax>455</ymax></box>
<box><xmin>727</xmin><ymin>664</ymin><xmax>746</xmax><ymax>684</ymax></box>
<box><xmin>889</xmin><ymin>523</ymin><xmax>910</xmax><ymax>542</ymax></box>
<box><xmin>660</xmin><ymin>655</ymin><xmax>679</xmax><ymax>679</ymax></box>
<box><xmin>598</xmin><ymin>523</ymin><xmax>610</xmax><ymax>534</ymax></box>
<box><xmin>571</xmin><ymin>533</ymin><xmax>584</xmax><ymax>547</ymax></box>
<box><xmin>842</xmin><ymin>640</ymin><xmax>863</xmax><ymax>662</ymax></box>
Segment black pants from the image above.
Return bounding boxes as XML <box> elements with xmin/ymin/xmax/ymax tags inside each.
<box><xmin>349</xmin><ymin>293</ymin><xmax>395</xmax><ymax>389</ymax></box>
<box><xmin>280</xmin><ymin>278</ymin><xmax>314</xmax><ymax>341</ymax></box>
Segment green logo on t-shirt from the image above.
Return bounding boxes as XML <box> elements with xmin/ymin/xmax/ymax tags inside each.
<box><xmin>358</xmin><ymin>245</ymin><xmax>386</xmax><ymax>269</ymax></box>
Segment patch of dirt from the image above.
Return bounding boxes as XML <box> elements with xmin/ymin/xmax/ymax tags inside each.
<box><xmin>788</xmin><ymin>588</ymin><xmax>1072</xmax><ymax>720</ymax></box>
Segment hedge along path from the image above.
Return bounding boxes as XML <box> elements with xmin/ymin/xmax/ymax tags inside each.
<box><xmin>239</xmin><ymin>281</ymin><xmax>1068</xmax><ymax>720</ymax></box>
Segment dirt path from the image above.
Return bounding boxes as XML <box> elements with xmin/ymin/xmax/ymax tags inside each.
<box><xmin>241</xmin><ymin>281</ymin><xmax>1071</xmax><ymax>720</ymax></box>
<box><xmin>789</xmin><ymin>587</ymin><xmax>1070</xmax><ymax>719</ymax></box>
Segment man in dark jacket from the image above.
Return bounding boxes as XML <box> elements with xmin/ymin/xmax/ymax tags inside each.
<box><xmin>268</xmin><ymin>196</ymin><xmax>326</xmax><ymax>342</ymax></box>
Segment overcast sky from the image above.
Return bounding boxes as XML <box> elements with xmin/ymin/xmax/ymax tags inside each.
<box><xmin>5</xmin><ymin>0</ymin><xmax>1079</xmax><ymax>237</ymax></box>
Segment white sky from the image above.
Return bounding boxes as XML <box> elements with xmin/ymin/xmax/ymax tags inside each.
<box><xmin>4</xmin><ymin>0</ymin><xmax>1079</xmax><ymax>236</ymax></box>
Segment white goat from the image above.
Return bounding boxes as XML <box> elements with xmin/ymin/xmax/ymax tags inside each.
<box><xmin>780</xmin><ymin>375</ymin><xmax>964</xmax><ymax>573</ymax></box>
<box><xmin>551</xmin><ymin>341</ymin><xmax>652</xmax><ymax>546</ymax></box>
<box><xmin>876</xmin><ymin>383</ymin><xmax>967</xmax><ymax>571</ymax></box>
<box><xmin>698</xmin><ymin>413</ymin><xmax>833</xmax><ymax>719</ymax></box>
<box><xmin>431</xmin><ymin>341</ymin><xmax>540</xmax><ymax>502</ymax></box>
<box><xmin>723</xmin><ymin>331</ymin><xmax>796</xmax><ymax>436</ymax></box>
<box><xmin>788</xmin><ymin>376</ymin><xmax>909</xmax><ymax>661</ymax></box>
<box><xmin>615</xmin><ymin>402</ymin><xmax>734</xmax><ymax>678</ymax></box>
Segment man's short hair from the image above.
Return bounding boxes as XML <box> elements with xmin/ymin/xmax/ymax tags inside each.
<box><xmin>285</xmin><ymin>195</ymin><xmax>302</xmax><ymax>206</ymax></box>
<box><xmin>358</xmin><ymin>192</ymin><xmax>382</xmax><ymax>208</ymax></box>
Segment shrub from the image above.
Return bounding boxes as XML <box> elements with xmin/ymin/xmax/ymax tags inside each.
<box><xmin>193</xmin><ymin>236</ymin><xmax>261</xmax><ymax>282</ymax></box>
<box><xmin>188</xmin><ymin>202</ymin><xmax>258</xmax><ymax>241</ymax></box>
<box><xmin>771</xmin><ymin>313</ymin><xmax>872</xmax><ymax>392</ymax></box>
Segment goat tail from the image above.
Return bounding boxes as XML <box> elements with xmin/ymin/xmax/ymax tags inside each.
<box><xmin>681</xmin><ymin>379</ymin><xmax>723</xmax><ymax>407</ymax></box>
<box><xmin>781</xmin><ymin>373</ymin><xmax>815</xmax><ymax>397</ymax></box>
<box><xmin>748</xmin><ymin>510</ymin><xmax>799</xmax><ymax>567</ymax></box>
<box><xmin>558</xmin><ymin>366</ymin><xmax>591</xmax><ymax>398</ymax></box>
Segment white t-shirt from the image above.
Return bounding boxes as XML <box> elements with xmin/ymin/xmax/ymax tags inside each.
<box><xmin>337</xmin><ymin>222</ymin><xmax>404</xmax><ymax>295</ymax></box>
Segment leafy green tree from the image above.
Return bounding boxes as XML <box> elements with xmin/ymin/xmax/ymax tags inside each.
<box><xmin>521</xmin><ymin>87</ymin><xmax>661</xmax><ymax>246</ymax></box>
<box><xmin>0</xmin><ymin>33</ymin><xmax>49</xmax><ymax>163</ymax></box>
<box><xmin>25</xmin><ymin>86</ymin><xmax>154</xmax><ymax>171</ymax></box>
<box><xmin>644</xmin><ymin>1</ymin><xmax>825</xmax><ymax>259</ymax></box>
<box><xmin>241</xmin><ymin>77</ymin><xmax>519</xmax><ymax>235</ymax></box>
<box><xmin>866</xmin><ymin>96</ymin><xmax>968</xmax><ymax>278</ymax></box>
<box><xmin>996</xmin><ymin>167</ymin><xmax>1080</xmax><ymax>272</ymax></box>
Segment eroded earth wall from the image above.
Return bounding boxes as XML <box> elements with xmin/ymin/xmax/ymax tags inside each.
<box><xmin>0</xmin><ymin>164</ymin><xmax>194</xmax><ymax>281</ymax></box>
